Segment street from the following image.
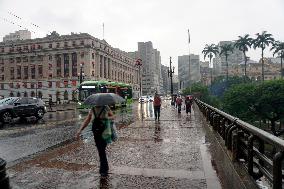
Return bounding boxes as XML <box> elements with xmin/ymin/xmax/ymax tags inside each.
<box><xmin>3</xmin><ymin>100</ymin><xmax>223</xmax><ymax>189</ymax></box>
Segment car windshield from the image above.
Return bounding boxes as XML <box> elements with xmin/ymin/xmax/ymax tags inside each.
<box><xmin>0</xmin><ymin>97</ymin><xmax>19</xmax><ymax>105</ymax></box>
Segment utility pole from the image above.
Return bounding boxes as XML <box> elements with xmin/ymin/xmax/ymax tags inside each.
<box><xmin>168</xmin><ymin>57</ymin><xmax>175</xmax><ymax>105</ymax></box>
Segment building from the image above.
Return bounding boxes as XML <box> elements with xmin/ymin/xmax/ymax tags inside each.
<box><xmin>129</xmin><ymin>41</ymin><xmax>162</xmax><ymax>95</ymax></box>
<box><xmin>178</xmin><ymin>54</ymin><xmax>201</xmax><ymax>90</ymax></box>
<box><xmin>214</xmin><ymin>41</ymin><xmax>244</xmax><ymax>76</ymax></box>
<box><xmin>230</xmin><ymin>58</ymin><xmax>281</xmax><ymax>81</ymax></box>
<box><xmin>200</xmin><ymin>61</ymin><xmax>211</xmax><ymax>85</ymax></box>
<box><xmin>161</xmin><ymin>64</ymin><xmax>169</xmax><ymax>95</ymax></box>
<box><xmin>3</xmin><ymin>30</ymin><xmax>31</xmax><ymax>42</ymax></box>
<box><xmin>0</xmin><ymin>31</ymin><xmax>139</xmax><ymax>101</ymax></box>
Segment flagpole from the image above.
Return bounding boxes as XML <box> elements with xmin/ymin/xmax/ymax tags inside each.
<box><xmin>188</xmin><ymin>29</ymin><xmax>191</xmax><ymax>94</ymax></box>
<box><xmin>103</xmin><ymin>23</ymin><xmax>105</xmax><ymax>39</ymax></box>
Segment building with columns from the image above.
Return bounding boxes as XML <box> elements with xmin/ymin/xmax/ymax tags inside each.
<box><xmin>0</xmin><ymin>31</ymin><xmax>139</xmax><ymax>101</ymax></box>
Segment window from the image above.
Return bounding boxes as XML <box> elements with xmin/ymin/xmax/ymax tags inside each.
<box><xmin>80</xmin><ymin>52</ymin><xmax>84</xmax><ymax>58</ymax></box>
<box><xmin>31</xmin><ymin>83</ymin><xmax>35</xmax><ymax>89</ymax></box>
<box><xmin>24</xmin><ymin>66</ymin><xmax>28</xmax><ymax>79</ymax></box>
<box><xmin>56</xmin><ymin>43</ymin><xmax>60</xmax><ymax>48</ymax></box>
<box><xmin>16</xmin><ymin>57</ymin><xmax>21</xmax><ymax>63</ymax></box>
<box><xmin>38</xmin><ymin>82</ymin><xmax>42</xmax><ymax>88</ymax></box>
<box><xmin>9</xmin><ymin>58</ymin><xmax>14</xmax><ymax>63</ymax></box>
<box><xmin>80</xmin><ymin>40</ymin><xmax>84</xmax><ymax>45</ymax></box>
<box><xmin>72</xmin><ymin>41</ymin><xmax>76</xmax><ymax>46</ymax></box>
<box><xmin>37</xmin><ymin>44</ymin><xmax>42</xmax><ymax>49</ymax></box>
<box><xmin>38</xmin><ymin>65</ymin><xmax>43</xmax><ymax>78</ymax></box>
<box><xmin>64</xmin><ymin>41</ymin><xmax>68</xmax><ymax>47</ymax></box>
<box><xmin>16</xmin><ymin>98</ymin><xmax>28</xmax><ymax>104</ymax></box>
<box><xmin>64</xmin><ymin>81</ymin><xmax>68</xmax><ymax>88</ymax></box>
<box><xmin>48</xmin><ymin>81</ymin><xmax>52</xmax><ymax>88</ymax></box>
<box><xmin>23</xmin><ymin>46</ymin><xmax>28</xmax><ymax>51</ymax></box>
<box><xmin>31</xmin><ymin>65</ymin><xmax>35</xmax><ymax>79</ymax></box>
<box><xmin>17</xmin><ymin>66</ymin><xmax>21</xmax><ymax>79</ymax></box>
<box><xmin>92</xmin><ymin>53</ymin><xmax>95</xmax><ymax>59</ymax></box>
<box><xmin>23</xmin><ymin>56</ymin><xmax>28</xmax><ymax>62</ymax></box>
<box><xmin>49</xmin><ymin>43</ymin><xmax>52</xmax><ymax>48</ymax></box>
<box><xmin>1</xmin><ymin>47</ymin><xmax>4</xmax><ymax>52</ymax></box>
<box><xmin>48</xmin><ymin>55</ymin><xmax>52</xmax><ymax>61</ymax></box>
<box><xmin>9</xmin><ymin>83</ymin><xmax>14</xmax><ymax>88</ymax></box>
<box><xmin>0</xmin><ymin>75</ymin><xmax>4</xmax><ymax>80</ymax></box>
<box><xmin>10</xmin><ymin>67</ymin><xmax>14</xmax><ymax>80</ymax></box>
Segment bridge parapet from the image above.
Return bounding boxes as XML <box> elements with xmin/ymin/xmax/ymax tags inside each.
<box><xmin>196</xmin><ymin>99</ymin><xmax>284</xmax><ymax>189</ymax></box>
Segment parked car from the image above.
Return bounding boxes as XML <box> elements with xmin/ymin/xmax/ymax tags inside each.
<box><xmin>139</xmin><ymin>96</ymin><xmax>148</xmax><ymax>103</ymax></box>
<box><xmin>0</xmin><ymin>97</ymin><xmax>47</xmax><ymax>124</ymax></box>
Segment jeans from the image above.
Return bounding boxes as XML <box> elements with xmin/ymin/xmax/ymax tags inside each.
<box><xmin>94</xmin><ymin>136</ymin><xmax>109</xmax><ymax>175</ymax></box>
<box><xmin>154</xmin><ymin>105</ymin><xmax>161</xmax><ymax>120</ymax></box>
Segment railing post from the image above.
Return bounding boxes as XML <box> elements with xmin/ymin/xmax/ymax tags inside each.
<box><xmin>248</xmin><ymin>135</ymin><xmax>254</xmax><ymax>176</ymax></box>
<box><xmin>0</xmin><ymin>158</ymin><xmax>10</xmax><ymax>189</ymax></box>
<box><xmin>273</xmin><ymin>151</ymin><xmax>284</xmax><ymax>189</ymax></box>
<box><xmin>226</xmin><ymin>125</ymin><xmax>237</xmax><ymax>150</ymax></box>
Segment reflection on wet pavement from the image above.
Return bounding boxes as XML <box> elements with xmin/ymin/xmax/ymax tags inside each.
<box><xmin>6</xmin><ymin>101</ymin><xmax>223</xmax><ymax>189</ymax></box>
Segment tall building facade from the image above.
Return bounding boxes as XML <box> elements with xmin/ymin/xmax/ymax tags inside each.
<box><xmin>129</xmin><ymin>41</ymin><xmax>162</xmax><ymax>95</ymax></box>
<box><xmin>3</xmin><ymin>30</ymin><xmax>31</xmax><ymax>42</ymax></box>
<box><xmin>178</xmin><ymin>54</ymin><xmax>201</xmax><ymax>90</ymax></box>
<box><xmin>0</xmin><ymin>31</ymin><xmax>139</xmax><ymax>101</ymax></box>
<box><xmin>161</xmin><ymin>64</ymin><xmax>169</xmax><ymax>95</ymax></box>
<box><xmin>214</xmin><ymin>41</ymin><xmax>244</xmax><ymax>76</ymax></box>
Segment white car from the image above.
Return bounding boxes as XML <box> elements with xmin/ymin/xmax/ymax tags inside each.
<box><xmin>139</xmin><ymin>96</ymin><xmax>148</xmax><ymax>103</ymax></box>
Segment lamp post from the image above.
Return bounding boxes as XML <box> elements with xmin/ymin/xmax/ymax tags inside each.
<box><xmin>135</xmin><ymin>59</ymin><xmax>142</xmax><ymax>98</ymax></box>
<box><xmin>168</xmin><ymin>57</ymin><xmax>175</xmax><ymax>105</ymax></box>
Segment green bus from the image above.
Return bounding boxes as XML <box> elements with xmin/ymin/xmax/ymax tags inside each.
<box><xmin>78</xmin><ymin>80</ymin><xmax>133</xmax><ymax>108</ymax></box>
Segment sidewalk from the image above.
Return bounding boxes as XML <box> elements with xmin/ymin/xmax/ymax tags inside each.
<box><xmin>8</xmin><ymin>103</ymin><xmax>223</xmax><ymax>189</ymax></box>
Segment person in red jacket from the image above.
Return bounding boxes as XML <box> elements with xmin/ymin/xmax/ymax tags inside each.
<box><xmin>153</xmin><ymin>93</ymin><xmax>162</xmax><ymax>121</ymax></box>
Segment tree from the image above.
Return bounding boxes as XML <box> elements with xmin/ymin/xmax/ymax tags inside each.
<box><xmin>271</xmin><ymin>41</ymin><xmax>284</xmax><ymax>78</ymax></box>
<box><xmin>250</xmin><ymin>80</ymin><xmax>284</xmax><ymax>136</ymax></box>
<box><xmin>202</xmin><ymin>44</ymin><xmax>219</xmax><ymax>85</ymax></box>
<box><xmin>223</xmin><ymin>79</ymin><xmax>284</xmax><ymax>136</ymax></box>
<box><xmin>253</xmin><ymin>31</ymin><xmax>275</xmax><ymax>82</ymax></box>
<box><xmin>234</xmin><ymin>34</ymin><xmax>253</xmax><ymax>79</ymax></box>
<box><xmin>219</xmin><ymin>43</ymin><xmax>234</xmax><ymax>82</ymax></box>
<box><xmin>223</xmin><ymin>83</ymin><xmax>257</xmax><ymax>123</ymax></box>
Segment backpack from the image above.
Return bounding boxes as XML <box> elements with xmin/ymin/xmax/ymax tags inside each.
<box><xmin>92</xmin><ymin>106</ymin><xmax>106</xmax><ymax>135</ymax></box>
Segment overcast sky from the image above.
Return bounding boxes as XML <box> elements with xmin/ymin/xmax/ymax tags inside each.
<box><xmin>0</xmin><ymin>0</ymin><xmax>284</xmax><ymax>69</ymax></box>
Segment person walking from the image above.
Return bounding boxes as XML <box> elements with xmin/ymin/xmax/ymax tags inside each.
<box><xmin>76</xmin><ymin>105</ymin><xmax>114</xmax><ymax>177</ymax></box>
<box><xmin>153</xmin><ymin>93</ymin><xmax>162</xmax><ymax>121</ymax></box>
<box><xmin>185</xmin><ymin>96</ymin><xmax>193</xmax><ymax>116</ymax></box>
<box><xmin>176</xmin><ymin>96</ymin><xmax>183</xmax><ymax>113</ymax></box>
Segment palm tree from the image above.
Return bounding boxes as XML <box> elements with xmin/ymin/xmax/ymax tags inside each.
<box><xmin>271</xmin><ymin>41</ymin><xmax>284</xmax><ymax>78</ymax></box>
<box><xmin>219</xmin><ymin>43</ymin><xmax>234</xmax><ymax>82</ymax></box>
<box><xmin>252</xmin><ymin>31</ymin><xmax>275</xmax><ymax>82</ymax></box>
<box><xmin>234</xmin><ymin>34</ymin><xmax>253</xmax><ymax>78</ymax></box>
<box><xmin>202</xmin><ymin>44</ymin><xmax>219</xmax><ymax>85</ymax></box>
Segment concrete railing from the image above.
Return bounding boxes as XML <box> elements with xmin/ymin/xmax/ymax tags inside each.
<box><xmin>196</xmin><ymin>99</ymin><xmax>284</xmax><ymax>189</ymax></box>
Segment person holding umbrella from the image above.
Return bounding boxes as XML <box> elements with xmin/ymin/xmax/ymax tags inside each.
<box><xmin>75</xmin><ymin>93</ymin><xmax>125</xmax><ymax>177</ymax></box>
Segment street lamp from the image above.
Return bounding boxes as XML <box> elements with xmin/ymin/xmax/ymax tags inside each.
<box><xmin>78</xmin><ymin>63</ymin><xmax>85</xmax><ymax>84</ymax></box>
<box><xmin>135</xmin><ymin>59</ymin><xmax>142</xmax><ymax>98</ymax></box>
<box><xmin>168</xmin><ymin>57</ymin><xmax>175</xmax><ymax>105</ymax></box>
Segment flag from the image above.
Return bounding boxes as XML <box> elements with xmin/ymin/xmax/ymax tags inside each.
<box><xmin>188</xmin><ymin>29</ymin><xmax>190</xmax><ymax>44</ymax></box>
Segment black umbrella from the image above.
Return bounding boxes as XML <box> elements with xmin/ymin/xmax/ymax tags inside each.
<box><xmin>83</xmin><ymin>93</ymin><xmax>126</xmax><ymax>106</ymax></box>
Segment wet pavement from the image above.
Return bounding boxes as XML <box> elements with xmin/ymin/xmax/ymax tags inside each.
<box><xmin>6</xmin><ymin>101</ymin><xmax>223</xmax><ymax>189</ymax></box>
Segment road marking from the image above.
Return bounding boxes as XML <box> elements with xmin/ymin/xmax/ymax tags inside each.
<box><xmin>111</xmin><ymin>166</ymin><xmax>205</xmax><ymax>180</ymax></box>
